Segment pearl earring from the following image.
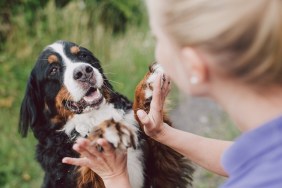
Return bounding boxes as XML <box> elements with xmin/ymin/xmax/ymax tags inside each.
<box><xmin>190</xmin><ymin>76</ymin><xmax>199</xmax><ymax>85</ymax></box>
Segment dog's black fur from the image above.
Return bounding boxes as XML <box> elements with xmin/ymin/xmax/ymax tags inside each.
<box><xmin>19</xmin><ymin>41</ymin><xmax>133</xmax><ymax>187</ymax></box>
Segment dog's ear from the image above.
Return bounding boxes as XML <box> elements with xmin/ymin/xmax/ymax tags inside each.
<box><xmin>19</xmin><ymin>72</ymin><xmax>42</xmax><ymax>137</ymax></box>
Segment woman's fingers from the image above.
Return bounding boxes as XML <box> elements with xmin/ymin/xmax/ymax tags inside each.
<box><xmin>97</xmin><ymin>139</ymin><xmax>115</xmax><ymax>154</ymax></box>
<box><xmin>151</xmin><ymin>74</ymin><xmax>163</xmax><ymax>111</ymax></box>
<box><xmin>137</xmin><ymin>109</ymin><xmax>159</xmax><ymax>136</ymax></box>
<box><xmin>73</xmin><ymin>142</ymin><xmax>98</xmax><ymax>161</ymax></box>
<box><xmin>151</xmin><ymin>73</ymin><xmax>170</xmax><ymax>111</ymax></box>
<box><xmin>77</xmin><ymin>138</ymin><xmax>103</xmax><ymax>156</ymax></box>
<box><xmin>136</xmin><ymin>73</ymin><xmax>171</xmax><ymax>138</ymax></box>
<box><xmin>62</xmin><ymin>137</ymin><xmax>129</xmax><ymax>181</ymax></box>
<box><xmin>137</xmin><ymin>110</ymin><xmax>152</xmax><ymax>128</ymax></box>
<box><xmin>63</xmin><ymin>139</ymin><xmax>115</xmax><ymax>167</ymax></box>
<box><xmin>62</xmin><ymin>156</ymin><xmax>89</xmax><ymax>166</ymax></box>
<box><xmin>162</xmin><ymin>75</ymin><xmax>171</xmax><ymax>98</ymax></box>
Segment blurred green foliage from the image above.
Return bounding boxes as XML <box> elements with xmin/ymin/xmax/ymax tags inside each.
<box><xmin>85</xmin><ymin>0</ymin><xmax>144</xmax><ymax>33</ymax></box>
<box><xmin>0</xmin><ymin>0</ymin><xmax>145</xmax><ymax>50</ymax></box>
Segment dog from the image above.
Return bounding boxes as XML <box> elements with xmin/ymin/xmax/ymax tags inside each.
<box><xmin>19</xmin><ymin>40</ymin><xmax>194</xmax><ymax>188</ymax></box>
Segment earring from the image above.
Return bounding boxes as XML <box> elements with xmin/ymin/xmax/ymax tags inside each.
<box><xmin>190</xmin><ymin>76</ymin><xmax>199</xmax><ymax>85</ymax></box>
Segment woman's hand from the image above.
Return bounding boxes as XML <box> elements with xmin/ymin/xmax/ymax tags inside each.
<box><xmin>137</xmin><ymin>73</ymin><xmax>171</xmax><ymax>141</ymax></box>
<box><xmin>62</xmin><ymin>138</ymin><xmax>129</xmax><ymax>183</ymax></box>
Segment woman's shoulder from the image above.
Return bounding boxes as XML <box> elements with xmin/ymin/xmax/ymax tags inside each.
<box><xmin>221</xmin><ymin>115</ymin><xmax>282</xmax><ymax>188</ymax></box>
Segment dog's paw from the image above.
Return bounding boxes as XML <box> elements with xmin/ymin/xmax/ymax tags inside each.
<box><xmin>88</xmin><ymin>119</ymin><xmax>137</xmax><ymax>151</ymax></box>
<box><xmin>133</xmin><ymin>62</ymin><xmax>168</xmax><ymax>117</ymax></box>
<box><xmin>145</xmin><ymin>63</ymin><xmax>165</xmax><ymax>99</ymax></box>
<box><xmin>147</xmin><ymin>63</ymin><xmax>165</xmax><ymax>83</ymax></box>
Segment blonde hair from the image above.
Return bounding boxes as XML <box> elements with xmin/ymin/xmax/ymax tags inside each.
<box><xmin>147</xmin><ymin>0</ymin><xmax>282</xmax><ymax>85</ymax></box>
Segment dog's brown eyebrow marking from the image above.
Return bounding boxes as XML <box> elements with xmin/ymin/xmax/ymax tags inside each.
<box><xmin>48</xmin><ymin>55</ymin><xmax>59</xmax><ymax>64</ymax></box>
<box><xmin>70</xmin><ymin>46</ymin><xmax>80</xmax><ymax>54</ymax></box>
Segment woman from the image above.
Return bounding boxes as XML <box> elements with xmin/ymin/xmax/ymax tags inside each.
<box><xmin>63</xmin><ymin>0</ymin><xmax>282</xmax><ymax>187</ymax></box>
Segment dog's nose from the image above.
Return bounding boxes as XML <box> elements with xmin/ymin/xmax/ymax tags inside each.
<box><xmin>73</xmin><ymin>65</ymin><xmax>93</xmax><ymax>82</ymax></box>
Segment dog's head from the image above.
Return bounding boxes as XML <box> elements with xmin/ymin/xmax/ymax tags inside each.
<box><xmin>19</xmin><ymin>40</ymin><xmax>113</xmax><ymax>137</ymax></box>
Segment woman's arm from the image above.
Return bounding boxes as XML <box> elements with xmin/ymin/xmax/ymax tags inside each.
<box><xmin>137</xmin><ymin>73</ymin><xmax>231</xmax><ymax>177</ymax></box>
<box><xmin>156</xmin><ymin>123</ymin><xmax>231</xmax><ymax>176</ymax></box>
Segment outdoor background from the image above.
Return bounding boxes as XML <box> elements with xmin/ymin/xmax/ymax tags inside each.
<box><xmin>0</xmin><ymin>0</ymin><xmax>239</xmax><ymax>187</ymax></box>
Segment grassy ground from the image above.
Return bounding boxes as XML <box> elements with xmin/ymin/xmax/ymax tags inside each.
<box><xmin>0</xmin><ymin>1</ymin><xmax>239</xmax><ymax>188</ymax></box>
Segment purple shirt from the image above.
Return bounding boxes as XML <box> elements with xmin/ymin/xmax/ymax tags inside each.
<box><xmin>221</xmin><ymin>116</ymin><xmax>282</xmax><ymax>188</ymax></box>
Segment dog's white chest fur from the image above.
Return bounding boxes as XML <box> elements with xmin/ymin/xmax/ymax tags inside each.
<box><xmin>63</xmin><ymin>101</ymin><xmax>144</xmax><ymax>188</ymax></box>
<box><xmin>63</xmin><ymin>101</ymin><xmax>125</xmax><ymax>137</ymax></box>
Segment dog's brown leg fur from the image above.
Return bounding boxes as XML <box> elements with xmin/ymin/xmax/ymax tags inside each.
<box><xmin>77</xmin><ymin>167</ymin><xmax>105</xmax><ymax>188</ymax></box>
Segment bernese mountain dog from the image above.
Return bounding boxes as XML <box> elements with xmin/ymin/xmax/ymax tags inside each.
<box><xmin>19</xmin><ymin>40</ymin><xmax>194</xmax><ymax>188</ymax></box>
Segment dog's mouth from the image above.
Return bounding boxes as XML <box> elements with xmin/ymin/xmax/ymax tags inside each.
<box><xmin>63</xmin><ymin>87</ymin><xmax>104</xmax><ymax>114</ymax></box>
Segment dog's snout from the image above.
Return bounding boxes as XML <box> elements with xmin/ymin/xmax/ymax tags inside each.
<box><xmin>73</xmin><ymin>65</ymin><xmax>93</xmax><ymax>82</ymax></box>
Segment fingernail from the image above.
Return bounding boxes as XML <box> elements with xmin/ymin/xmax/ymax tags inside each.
<box><xmin>76</xmin><ymin>138</ymin><xmax>83</xmax><ymax>144</ymax></box>
<box><xmin>162</xmin><ymin>74</ymin><xmax>166</xmax><ymax>82</ymax></box>
<box><xmin>73</xmin><ymin>144</ymin><xmax>79</xmax><ymax>151</ymax></box>
<box><xmin>137</xmin><ymin>110</ymin><xmax>146</xmax><ymax>119</ymax></box>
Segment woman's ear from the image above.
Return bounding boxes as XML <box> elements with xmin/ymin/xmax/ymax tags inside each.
<box><xmin>180</xmin><ymin>47</ymin><xmax>210</xmax><ymax>95</ymax></box>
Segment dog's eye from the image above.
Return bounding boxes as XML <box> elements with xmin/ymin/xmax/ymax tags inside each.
<box><xmin>49</xmin><ymin>67</ymin><xmax>58</xmax><ymax>76</ymax></box>
<box><xmin>79</xmin><ymin>53</ymin><xmax>87</xmax><ymax>58</ymax></box>
<box><xmin>78</xmin><ymin>52</ymin><xmax>90</xmax><ymax>61</ymax></box>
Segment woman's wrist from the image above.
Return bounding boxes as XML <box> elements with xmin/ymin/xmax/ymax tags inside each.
<box><xmin>153</xmin><ymin>122</ymin><xmax>171</xmax><ymax>143</ymax></box>
<box><xmin>102</xmin><ymin>170</ymin><xmax>131</xmax><ymax>188</ymax></box>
